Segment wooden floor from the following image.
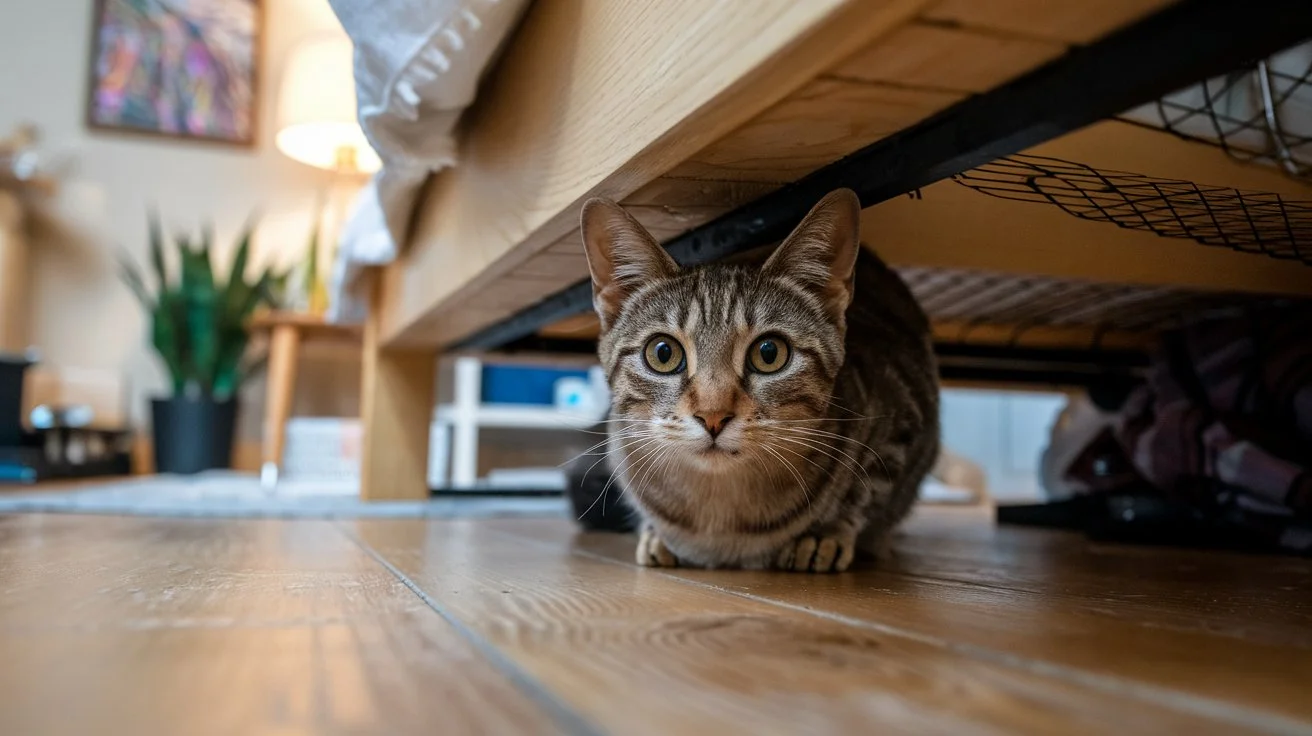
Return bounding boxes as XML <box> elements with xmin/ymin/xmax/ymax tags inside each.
<box><xmin>1</xmin><ymin>507</ymin><xmax>1309</xmax><ymax>735</ymax></box>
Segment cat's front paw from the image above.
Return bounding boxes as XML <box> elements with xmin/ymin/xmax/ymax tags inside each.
<box><xmin>776</xmin><ymin>534</ymin><xmax>855</xmax><ymax>573</ymax></box>
<box><xmin>636</xmin><ymin>527</ymin><xmax>679</xmax><ymax>567</ymax></box>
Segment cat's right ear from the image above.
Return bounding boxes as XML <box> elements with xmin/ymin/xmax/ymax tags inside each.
<box><xmin>580</xmin><ymin>198</ymin><xmax>679</xmax><ymax>329</ymax></box>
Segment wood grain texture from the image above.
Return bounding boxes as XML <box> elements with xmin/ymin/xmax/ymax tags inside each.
<box><xmin>350</xmin><ymin>517</ymin><xmax>1276</xmax><ymax>735</ymax></box>
<box><xmin>494</xmin><ymin>512</ymin><xmax>1312</xmax><ymax>733</ymax></box>
<box><xmin>2</xmin><ymin>507</ymin><xmax>1309</xmax><ymax>733</ymax></box>
<box><xmin>922</xmin><ymin>0</ymin><xmax>1181</xmax><ymax>44</ymax></box>
<box><xmin>664</xmin><ymin>78</ymin><xmax>960</xmax><ymax>183</ymax></box>
<box><xmin>515</xmin><ymin>251</ymin><xmax>591</xmax><ymax>281</ymax></box>
<box><xmin>360</xmin><ymin>271</ymin><xmax>437</xmax><ymax>501</ymax></box>
<box><xmin>828</xmin><ymin>20</ymin><xmax>1065</xmax><ymax>93</ymax></box>
<box><xmin>384</xmin><ymin>0</ymin><xmax>935</xmax><ymax>347</ymax></box>
<box><xmin>0</xmin><ymin>515</ymin><xmax>561</xmax><ymax>735</ymax></box>
<box><xmin>0</xmin><ymin>191</ymin><xmax>29</xmax><ymax>353</ymax></box>
<box><xmin>250</xmin><ymin>310</ymin><xmax>362</xmax><ymax>342</ymax></box>
<box><xmin>624</xmin><ymin>177</ymin><xmax>781</xmax><ymax>208</ymax></box>
<box><xmin>261</xmin><ymin>323</ymin><xmax>301</xmax><ymax>471</ymax></box>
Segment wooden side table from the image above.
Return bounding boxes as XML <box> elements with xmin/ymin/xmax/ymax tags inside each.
<box><xmin>249</xmin><ymin>311</ymin><xmax>361</xmax><ymax>487</ymax></box>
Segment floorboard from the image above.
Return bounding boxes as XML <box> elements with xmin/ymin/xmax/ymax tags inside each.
<box><xmin>351</xmin><ymin>516</ymin><xmax>1281</xmax><ymax>735</ymax></box>
<box><xmin>0</xmin><ymin>507</ymin><xmax>1307</xmax><ymax>734</ymax></box>
<box><xmin>0</xmin><ymin>514</ymin><xmax>561</xmax><ymax>735</ymax></box>
<box><xmin>501</xmin><ymin>514</ymin><xmax>1312</xmax><ymax>731</ymax></box>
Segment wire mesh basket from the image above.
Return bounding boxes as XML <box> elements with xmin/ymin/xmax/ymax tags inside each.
<box><xmin>1120</xmin><ymin>40</ymin><xmax>1312</xmax><ymax>183</ymax></box>
<box><xmin>951</xmin><ymin>154</ymin><xmax>1312</xmax><ymax>265</ymax></box>
<box><xmin>898</xmin><ymin>265</ymin><xmax>1290</xmax><ymax>345</ymax></box>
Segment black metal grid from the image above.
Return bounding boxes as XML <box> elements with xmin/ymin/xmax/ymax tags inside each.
<box><xmin>952</xmin><ymin>154</ymin><xmax>1312</xmax><ymax>265</ymax></box>
<box><xmin>898</xmin><ymin>266</ymin><xmax>1280</xmax><ymax>341</ymax></box>
<box><xmin>1123</xmin><ymin>42</ymin><xmax>1312</xmax><ymax>182</ymax></box>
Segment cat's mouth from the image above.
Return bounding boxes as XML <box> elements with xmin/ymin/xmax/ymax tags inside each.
<box><xmin>697</xmin><ymin>444</ymin><xmax>739</xmax><ymax>457</ymax></box>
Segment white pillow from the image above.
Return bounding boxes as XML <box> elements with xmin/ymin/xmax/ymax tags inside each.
<box><xmin>326</xmin><ymin>0</ymin><xmax>531</xmax><ymax>321</ymax></box>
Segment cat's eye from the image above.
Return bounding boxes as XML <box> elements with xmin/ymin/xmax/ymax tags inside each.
<box><xmin>643</xmin><ymin>334</ymin><xmax>686</xmax><ymax>374</ymax></box>
<box><xmin>747</xmin><ymin>335</ymin><xmax>790</xmax><ymax>374</ymax></box>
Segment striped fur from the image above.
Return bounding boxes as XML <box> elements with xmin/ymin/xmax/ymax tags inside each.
<box><xmin>576</xmin><ymin>190</ymin><xmax>940</xmax><ymax>572</ymax></box>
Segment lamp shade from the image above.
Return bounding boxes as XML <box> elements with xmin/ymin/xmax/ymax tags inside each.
<box><xmin>275</xmin><ymin>34</ymin><xmax>381</xmax><ymax>174</ymax></box>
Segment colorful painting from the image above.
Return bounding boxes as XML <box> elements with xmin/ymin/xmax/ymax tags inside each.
<box><xmin>87</xmin><ymin>0</ymin><xmax>260</xmax><ymax>145</ymax></box>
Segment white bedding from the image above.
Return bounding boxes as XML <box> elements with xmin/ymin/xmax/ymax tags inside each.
<box><xmin>326</xmin><ymin>0</ymin><xmax>530</xmax><ymax>322</ymax></box>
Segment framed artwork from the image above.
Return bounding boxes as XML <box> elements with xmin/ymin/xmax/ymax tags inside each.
<box><xmin>86</xmin><ymin>0</ymin><xmax>262</xmax><ymax>146</ymax></box>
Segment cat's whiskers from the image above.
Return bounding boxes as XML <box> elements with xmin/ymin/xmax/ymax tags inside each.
<box><xmin>770</xmin><ymin>423</ymin><xmax>885</xmax><ymax>459</ymax></box>
<box><xmin>771</xmin><ymin>425</ymin><xmax>891</xmax><ymax>482</ymax></box>
<box><xmin>801</xmin><ymin>427</ymin><xmax>891</xmax><ymax>482</ymax></box>
<box><xmin>772</xmin><ymin>426</ymin><xmax>874</xmax><ymax>465</ymax></box>
<box><xmin>567</xmin><ymin>418</ymin><xmax>661</xmax><ymax>435</ymax></box>
<box><xmin>589</xmin><ymin>437</ymin><xmax>662</xmax><ymax>518</ymax></box>
<box><xmin>576</xmin><ymin>431</ymin><xmax>663</xmax><ymax>487</ymax></box>
<box><xmin>824</xmin><ymin>396</ymin><xmax>872</xmax><ymax>418</ymax></box>
<box><xmin>581</xmin><ymin>418</ymin><xmax>666</xmax><ymax>427</ymax></box>
<box><xmin>771</xmin><ymin>434</ymin><xmax>871</xmax><ymax>487</ymax></box>
<box><xmin>631</xmin><ymin>441</ymin><xmax>677</xmax><ymax>497</ymax></box>
<box><xmin>580</xmin><ymin>435</ymin><xmax>658</xmax><ymax>521</ymax></box>
<box><xmin>565</xmin><ymin>428</ymin><xmax>659</xmax><ymax>460</ymax></box>
<box><xmin>619</xmin><ymin>439</ymin><xmax>675</xmax><ymax>506</ymax></box>
<box><xmin>560</xmin><ymin>429</ymin><xmax>662</xmax><ymax>477</ymax></box>
<box><xmin>757</xmin><ymin>442</ymin><xmax>812</xmax><ymax>507</ymax></box>
<box><xmin>761</xmin><ymin>415</ymin><xmax>889</xmax><ymax>424</ymax></box>
<box><xmin>765</xmin><ymin>439</ymin><xmax>830</xmax><ymax>479</ymax></box>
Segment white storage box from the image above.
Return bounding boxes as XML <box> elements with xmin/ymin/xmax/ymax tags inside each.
<box><xmin>281</xmin><ymin>418</ymin><xmax>450</xmax><ymax>494</ymax></box>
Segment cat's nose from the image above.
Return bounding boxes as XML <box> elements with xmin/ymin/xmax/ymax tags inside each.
<box><xmin>693</xmin><ymin>411</ymin><xmax>735</xmax><ymax>438</ymax></box>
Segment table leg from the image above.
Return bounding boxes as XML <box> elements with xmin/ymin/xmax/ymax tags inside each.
<box><xmin>359</xmin><ymin>272</ymin><xmax>436</xmax><ymax>501</ymax></box>
<box><xmin>261</xmin><ymin>323</ymin><xmax>301</xmax><ymax>488</ymax></box>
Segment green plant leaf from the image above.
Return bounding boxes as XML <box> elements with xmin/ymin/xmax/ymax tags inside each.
<box><xmin>222</xmin><ymin>212</ymin><xmax>259</xmax><ymax>325</ymax></box>
<box><xmin>117</xmin><ymin>252</ymin><xmax>153</xmax><ymax>309</ymax></box>
<box><xmin>211</xmin><ymin>325</ymin><xmax>248</xmax><ymax>400</ymax></box>
<box><xmin>135</xmin><ymin>211</ymin><xmax>270</xmax><ymax>399</ymax></box>
<box><xmin>228</xmin><ymin>219</ymin><xmax>252</xmax><ymax>294</ymax></box>
<box><xmin>180</xmin><ymin>240</ymin><xmax>218</xmax><ymax>393</ymax></box>
<box><xmin>148</xmin><ymin>208</ymin><xmax>168</xmax><ymax>293</ymax></box>
<box><xmin>238</xmin><ymin>269</ymin><xmax>275</xmax><ymax>318</ymax></box>
<box><xmin>152</xmin><ymin>290</ymin><xmax>187</xmax><ymax>394</ymax></box>
<box><xmin>303</xmin><ymin>208</ymin><xmax>321</xmax><ymax>299</ymax></box>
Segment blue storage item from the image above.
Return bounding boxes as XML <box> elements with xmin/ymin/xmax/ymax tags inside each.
<box><xmin>480</xmin><ymin>364</ymin><xmax>589</xmax><ymax>405</ymax></box>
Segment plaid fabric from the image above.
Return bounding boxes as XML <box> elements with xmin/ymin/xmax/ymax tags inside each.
<box><xmin>1110</xmin><ymin>305</ymin><xmax>1312</xmax><ymax>551</ymax></box>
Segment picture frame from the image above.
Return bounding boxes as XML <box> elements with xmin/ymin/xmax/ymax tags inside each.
<box><xmin>85</xmin><ymin>0</ymin><xmax>263</xmax><ymax>146</ymax></box>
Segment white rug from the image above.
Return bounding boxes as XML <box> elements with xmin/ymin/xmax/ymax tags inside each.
<box><xmin>0</xmin><ymin>472</ymin><xmax>570</xmax><ymax>519</ymax></box>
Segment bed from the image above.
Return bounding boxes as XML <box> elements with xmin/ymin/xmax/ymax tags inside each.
<box><xmin>329</xmin><ymin>0</ymin><xmax>1312</xmax><ymax>500</ymax></box>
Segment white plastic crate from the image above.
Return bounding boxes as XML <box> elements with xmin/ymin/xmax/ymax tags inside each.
<box><xmin>281</xmin><ymin>417</ymin><xmax>450</xmax><ymax>494</ymax></box>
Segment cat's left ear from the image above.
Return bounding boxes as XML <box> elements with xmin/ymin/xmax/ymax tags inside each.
<box><xmin>763</xmin><ymin>188</ymin><xmax>861</xmax><ymax>320</ymax></box>
<box><xmin>580</xmin><ymin>198</ymin><xmax>679</xmax><ymax>329</ymax></box>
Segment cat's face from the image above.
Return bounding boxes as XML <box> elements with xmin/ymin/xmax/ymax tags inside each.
<box><xmin>582</xmin><ymin>189</ymin><xmax>861</xmax><ymax>471</ymax></box>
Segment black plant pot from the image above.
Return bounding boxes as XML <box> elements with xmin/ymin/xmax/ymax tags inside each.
<box><xmin>151</xmin><ymin>397</ymin><xmax>237</xmax><ymax>475</ymax></box>
<box><xmin>0</xmin><ymin>353</ymin><xmax>33</xmax><ymax>448</ymax></box>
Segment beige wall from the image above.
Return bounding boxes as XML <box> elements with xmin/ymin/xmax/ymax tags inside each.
<box><xmin>0</xmin><ymin>0</ymin><xmax>362</xmax><ymax>440</ymax></box>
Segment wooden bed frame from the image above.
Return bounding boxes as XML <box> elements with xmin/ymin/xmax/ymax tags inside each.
<box><xmin>356</xmin><ymin>0</ymin><xmax>1312</xmax><ymax>500</ymax></box>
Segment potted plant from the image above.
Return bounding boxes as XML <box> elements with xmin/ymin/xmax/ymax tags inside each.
<box><xmin>120</xmin><ymin>212</ymin><xmax>286</xmax><ymax>474</ymax></box>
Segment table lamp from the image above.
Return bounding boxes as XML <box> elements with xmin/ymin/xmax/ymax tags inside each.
<box><xmin>275</xmin><ymin>32</ymin><xmax>379</xmax><ymax>315</ymax></box>
<box><xmin>276</xmin><ymin>34</ymin><xmax>381</xmax><ymax>175</ymax></box>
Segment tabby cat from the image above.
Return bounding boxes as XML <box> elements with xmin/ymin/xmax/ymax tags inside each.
<box><xmin>570</xmin><ymin>189</ymin><xmax>939</xmax><ymax>572</ymax></box>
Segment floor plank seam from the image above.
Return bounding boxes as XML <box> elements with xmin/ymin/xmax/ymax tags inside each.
<box><xmin>332</xmin><ymin>522</ymin><xmax>608</xmax><ymax>736</ymax></box>
<box><xmin>505</xmin><ymin>530</ymin><xmax>1307</xmax><ymax>735</ymax></box>
<box><xmin>891</xmin><ymin>570</ymin><xmax>1312</xmax><ymax>651</ymax></box>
